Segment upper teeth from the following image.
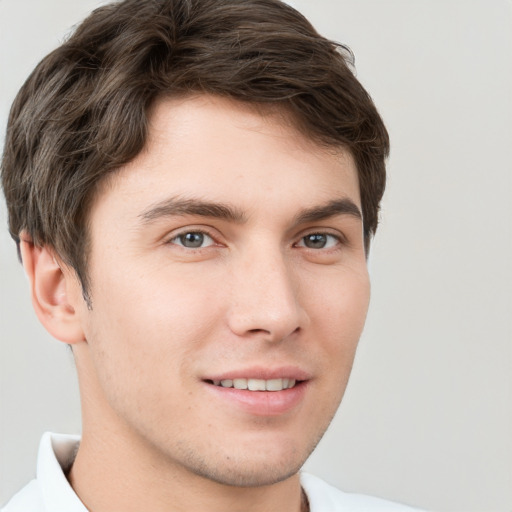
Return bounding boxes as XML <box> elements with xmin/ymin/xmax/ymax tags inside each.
<box><xmin>212</xmin><ymin>378</ymin><xmax>296</xmax><ymax>391</ymax></box>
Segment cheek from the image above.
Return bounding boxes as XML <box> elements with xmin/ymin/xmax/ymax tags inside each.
<box><xmin>308</xmin><ymin>268</ymin><xmax>370</xmax><ymax>377</ymax></box>
<box><xmin>310</xmin><ymin>266</ymin><xmax>370</xmax><ymax>333</ymax></box>
<box><xmin>84</xmin><ymin>263</ymin><xmax>225</xmax><ymax>371</ymax></box>
<box><xmin>79</xmin><ymin>271</ymin><xmax>221</xmax><ymax>425</ymax></box>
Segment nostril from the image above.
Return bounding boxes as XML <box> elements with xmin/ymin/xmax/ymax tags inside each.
<box><xmin>242</xmin><ymin>326</ymin><xmax>301</xmax><ymax>342</ymax></box>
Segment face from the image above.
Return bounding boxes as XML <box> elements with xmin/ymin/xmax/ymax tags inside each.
<box><xmin>72</xmin><ymin>95</ymin><xmax>370</xmax><ymax>487</ymax></box>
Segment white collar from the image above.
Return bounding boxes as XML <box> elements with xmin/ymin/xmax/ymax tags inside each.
<box><xmin>37</xmin><ymin>432</ymin><xmax>87</xmax><ymax>512</ymax></box>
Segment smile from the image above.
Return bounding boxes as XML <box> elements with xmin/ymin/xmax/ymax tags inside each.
<box><xmin>208</xmin><ymin>378</ymin><xmax>297</xmax><ymax>391</ymax></box>
<box><xmin>204</xmin><ymin>372</ymin><xmax>309</xmax><ymax>415</ymax></box>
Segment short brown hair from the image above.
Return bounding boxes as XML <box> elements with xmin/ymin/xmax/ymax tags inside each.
<box><xmin>1</xmin><ymin>0</ymin><xmax>389</xmax><ymax>298</ymax></box>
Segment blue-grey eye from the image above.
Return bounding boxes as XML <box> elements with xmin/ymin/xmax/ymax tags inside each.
<box><xmin>172</xmin><ymin>232</ymin><xmax>214</xmax><ymax>248</ymax></box>
<box><xmin>299</xmin><ymin>233</ymin><xmax>338</xmax><ymax>249</ymax></box>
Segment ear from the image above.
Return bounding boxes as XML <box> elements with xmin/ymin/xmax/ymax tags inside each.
<box><xmin>20</xmin><ymin>235</ymin><xmax>86</xmax><ymax>345</ymax></box>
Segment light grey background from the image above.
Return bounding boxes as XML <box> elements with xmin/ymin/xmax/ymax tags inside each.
<box><xmin>1</xmin><ymin>1</ymin><xmax>511</xmax><ymax>510</ymax></box>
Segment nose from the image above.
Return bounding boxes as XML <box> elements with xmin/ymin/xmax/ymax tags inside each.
<box><xmin>227</xmin><ymin>246</ymin><xmax>307</xmax><ymax>342</ymax></box>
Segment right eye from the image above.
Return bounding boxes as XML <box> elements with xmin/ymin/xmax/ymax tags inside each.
<box><xmin>168</xmin><ymin>231</ymin><xmax>215</xmax><ymax>249</ymax></box>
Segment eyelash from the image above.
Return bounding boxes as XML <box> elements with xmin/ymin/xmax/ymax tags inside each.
<box><xmin>295</xmin><ymin>232</ymin><xmax>343</xmax><ymax>250</ymax></box>
<box><xmin>167</xmin><ymin>230</ymin><xmax>216</xmax><ymax>249</ymax></box>
<box><xmin>166</xmin><ymin>229</ymin><xmax>344</xmax><ymax>251</ymax></box>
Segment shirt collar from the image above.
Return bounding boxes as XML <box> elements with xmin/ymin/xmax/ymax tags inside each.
<box><xmin>37</xmin><ymin>432</ymin><xmax>88</xmax><ymax>512</ymax></box>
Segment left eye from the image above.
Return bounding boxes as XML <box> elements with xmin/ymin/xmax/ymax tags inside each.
<box><xmin>170</xmin><ymin>232</ymin><xmax>215</xmax><ymax>248</ymax></box>
<box><xmin>297</xmin><ymin>233</ymin><xmax>339</xmax><ymax>249</ymax></box>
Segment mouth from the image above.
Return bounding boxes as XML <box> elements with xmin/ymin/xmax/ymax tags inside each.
<box><xmin>202</xmin><ymin>367</ymin><xmax>310</xmax><ymax>415</ymax></box>
<box><xmin>203</xmin><ymin>376</ymin><xmax>308</xmax><ymax>416</ymax></box>
<box><xmin>205</xmin><ymin>378</ymin><xmax>299</xmax><ymax>391</ymax></box>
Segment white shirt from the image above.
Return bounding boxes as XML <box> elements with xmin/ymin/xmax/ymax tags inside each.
<box><xmin>2</xmin><ymin>433</ymin><xmax>420</xmax><ymax>511</ymax></box>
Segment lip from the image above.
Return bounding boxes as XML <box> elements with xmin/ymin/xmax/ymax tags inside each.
<box><xmin>204</xmin><ymin>365</ymin><xmax>312</xmax><ymax>382</ymax></box>
<box><xmin>203</xmin><ymin>365</ymin><xmax>311</xmax><ymax>417</ymax></box>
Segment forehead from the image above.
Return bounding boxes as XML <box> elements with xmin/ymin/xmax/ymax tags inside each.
<box><xmin>91</xmin><ymin>95</ymin><xmax>360</xmax><ymax>223</ymax></box>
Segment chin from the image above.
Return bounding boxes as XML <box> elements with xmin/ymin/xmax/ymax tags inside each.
<box><xmin>171</xmin><ymin>432</ymin><xmax>322</xmax><ymax>488</ymax></box>
<box><xmin>190</xmin><ymin>458</ymin><xmax>304</xmax><ymax>488</ymax></box>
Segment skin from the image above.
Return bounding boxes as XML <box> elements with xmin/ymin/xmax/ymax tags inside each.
<box><xmin>23</xmin><ymin>95</ymin><xmax>371</xmax><ymax>512</ymax></box>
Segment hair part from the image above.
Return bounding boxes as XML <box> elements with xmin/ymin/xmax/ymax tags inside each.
<box><xmin>1</xmin><ymin>0</ymin><xmax>389</xmax><ymax>302</ymax></box>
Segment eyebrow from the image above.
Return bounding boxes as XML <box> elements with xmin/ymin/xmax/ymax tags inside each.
<box><xmin>139</xmin><ymin>196</ymin><xmax>362</xmax><ymax>226</ymax></box>
<box><xmin>139</xmin><ymin>197</ymin><xmax>247</xmax><ymax>224</ymax></box>
<box><xmin>293</xmin><ymin>198</ymin><xmax>362</xmax><ymax>225</ymax></box>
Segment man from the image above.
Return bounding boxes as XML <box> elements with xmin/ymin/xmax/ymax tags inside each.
<box><xmin>1</xmin><ymin>0</ymin><xmax>419</xmax><ymax>510</ymax></box>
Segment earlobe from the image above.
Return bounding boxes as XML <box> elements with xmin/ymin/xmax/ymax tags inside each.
<box><xmin>20</xmin><ymin>236</ymin><xmax>85</xmax><ymax>345</ymax></box>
